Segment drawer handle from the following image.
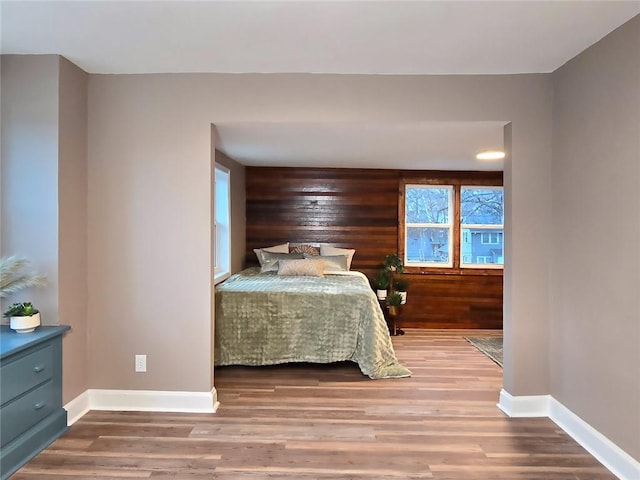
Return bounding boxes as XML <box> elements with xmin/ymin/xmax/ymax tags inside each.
<box><xmin>33</xmin><ymin>364</ymin><xmax>46</xmax><ymax>373</ymax></box>
<box><xmin>34</xmin><ymin>402</ymin><xmax>47</xmax><ymax>410</ymax></box>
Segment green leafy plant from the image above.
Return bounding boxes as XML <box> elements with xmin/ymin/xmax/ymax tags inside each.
<box><xmin>394</xmin><ymin>278</ymin><xmax>409</xmax><ymax>292</ymax></box>
<box><xmin>3</xmin><ymin>302</ymin><xmax>39</xmax><ymax>318</ymax></box>
<box><xmin>373</xmin><ymin>269</ymin><xmax>391</xmax><ymax>290</ymax></box>
<box><xmin>0</xmin><ymin>256</ymin><xmax>47</xmax><ymax>298</ymax></box>
<box><xmin>386</xmin><ymin>291</ymin><xmax>403</xmax><ymax>308</ymax></box>
<box><xmin>383</xmin><ymin>253</ymin><xmax>404</xmax><ymax>273</ymax></box>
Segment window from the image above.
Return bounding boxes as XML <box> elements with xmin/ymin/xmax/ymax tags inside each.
<box><xmin>480</xmin><ymin>232</ymin><xmax>502</xmax><ymax>244</ymax></box>
<box><xmin>460</xmin><ymin>186</ymin><xmax>504</xmax><ymax>268</ymax></box>
<box><xmin>404</xmin><ymin>185</ymin><xmax>453</xmax><ymax>267</ymax></box>
<box><xmin>214</xmin><ymin>164</ymin><xmax>231</xmax><ymax>283</ymax></box>
<box><xmin>401</xmin><ymin>180</ymin><xmax>504</xmax><ymax>271</ymax></box>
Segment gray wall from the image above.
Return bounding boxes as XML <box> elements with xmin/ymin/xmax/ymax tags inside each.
<box><xmin>1</xmin><ymin>56</ymin><xmax>60</xmax><ymax>322</ymax></box>
<box><xmin>87</xmin><ymin>73</ymin><xmax>553</xmax><ymax>396</ymax></box>
<box><xmin>0</xmin><ymin>55</ymin><xmax>89</xmax><ymax>403</ymax></box>
<box><xmin>87</xmin><ymin>74</ymin><xmax>216</xmax><ymax>391</ymax></box>
<box><xmin>58</xmin><ymin>57</ymin><xmax>89</xmax><ymax>402</ymax></box>
<box><xmin>551</xmin><ymin>16</ymin><xmax>640</xmax><ymax>460</ymax></box>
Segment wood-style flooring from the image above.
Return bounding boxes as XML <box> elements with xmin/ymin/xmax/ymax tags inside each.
<box><xmin>13</xmin><ymin>330</ymin><xmax>615</xmax><ymax>479</ymax></box>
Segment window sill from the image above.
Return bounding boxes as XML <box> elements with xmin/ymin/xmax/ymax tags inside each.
<box><xmin>403</xmin><ymin>267</ymin><xmax>503</xmax><ymax>276</ymax></box>
<box><xmin>214</xmin><ymin>271</ymin><xmax>230</xmax><ymax>285</ymax></box>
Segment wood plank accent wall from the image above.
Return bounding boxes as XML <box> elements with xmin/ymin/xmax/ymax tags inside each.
<box><xmin>395</xmin><ymin>273</ymin><xmax>503</xmax><ymax>329</ymax></box>
<box><xmin>246</xmin><ymin>168</ymin><xmax>400</xmax><ymax>273</ymax></box>
<box><xmin>245</xmin><ymin>167</ymin><xmax>503</xmax><ymax>329</ymax></box>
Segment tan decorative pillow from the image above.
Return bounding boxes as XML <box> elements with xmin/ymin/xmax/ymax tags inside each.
<box><xmin>305</xmin><ymin>254</ymin><xmax>349</xmax><ymax>272</ymax></box>
<box><xmin>278</xmin><ymin>259</ymin><xmax>325</xmax><ymax>277</ymax></box>
<box><xmin>290</xmin><ymin>244</ymin><xmax>320</xmax><ymax>256</ymax></box>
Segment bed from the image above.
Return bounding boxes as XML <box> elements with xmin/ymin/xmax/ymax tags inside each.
<box><xmin>214</xmin><ymin>267</ymin><xmax>411</xmax><ymax>379</ymax></box>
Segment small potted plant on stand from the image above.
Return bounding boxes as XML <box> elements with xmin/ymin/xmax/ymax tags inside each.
<box><xmin>383</xmin><ymin>253</ymin><xmax>404</xmax><ymax>273</ymax></box>
<box><xmin>394</xmin><ymin>278</ymin><xmax>409</xmax><ymax>305</ymax></box>
<box><xmin>386</xmin><ymin>291</ymin><xmax>403</xmax><ymax>317</ymax></box>
<box><xmin>373</xmin><ymin>270</ymin><xmax>391</xmax><ymax>300</ymax></box>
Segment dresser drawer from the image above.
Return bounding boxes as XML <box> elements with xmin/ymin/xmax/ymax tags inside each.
<box><xmin>0</xmin><ymin>345</ymin><xmax>53</xmax><ymax>406</ymax></box>
<box><xmin>0</xmin><ymin>379</ymin><xmax>57</xmax><ymax>447</ymax></box>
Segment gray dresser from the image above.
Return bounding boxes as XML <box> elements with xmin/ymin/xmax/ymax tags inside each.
<box><xmin>0</xmin><ymin>325</ymin><xmax>70</xmax><ymax>479</ymax></box>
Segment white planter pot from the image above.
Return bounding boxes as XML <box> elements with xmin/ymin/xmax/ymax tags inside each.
<box><xmin>10</xmin><ymin>313</ymin><xmax>41</xmax><ymax>333</ymax></box>
<box><xmin>376</xmin><ymin>289</ymin><xmax>388</xmax><ymax>300</ymax></box>
<box><xmin>399</xmin><ymin>292</ymin><xmax>407</xmax><ymax>304</ymax></box>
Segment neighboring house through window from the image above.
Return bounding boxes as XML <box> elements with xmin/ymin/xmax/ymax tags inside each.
<box><xmin>460</xmin><ymin>186</ymin><xmax>504</xmax><ymax>268</ymax></box>
<box><xmin>214</xmin><ymin>164</ymin><xmax>231</xmax><ymax>283</ymax></box>
<box><xmin>404</xmin><ymin>185</ymin><xmax>454</xmax><ymax>267</ymax></box>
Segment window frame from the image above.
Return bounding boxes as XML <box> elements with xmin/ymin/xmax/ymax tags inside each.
<box><xmin>460</xmin><ymin>185</ymin><xmax>504</xmax><ymax>269</ymax></box>
<box><xmin>403</xmin><ymin>184</ymin><xmax>454</xmax><ymax>268</ymax></box>
<box><xmin>214</xmin><ymin>163</ymin><xmax>231</xmax><ymax>284</ymax></box>
<box><xmin>399</xmin><ymin>175</ymin><xmax>503</xmax><ymax>275</ymax></box>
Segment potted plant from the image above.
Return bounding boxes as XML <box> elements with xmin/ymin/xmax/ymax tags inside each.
<box><xmin>1</xmin><ymin>256</ymin><xmax>47</xmax><ymax>333</ymax></box>
<box><xmin>386</xmin><ymin>291</ymin><xmax>403</xmax><ymax>316</ymax></box>
<box><xmin>373</xmin><ymin>269</ymin><xmax>391</xmax><ymax>300</ymax></box>
<box><xmin>3</xmin><ymin>302</ymin><xmax>41</xmax><ymax>333</ymax></box>
<box><xmin>383</xmin><ymin>253</ymin><xmax>404</xmax><ymax>273</ymax></box>
<box><xmin>394</xmin><ymin>278</ymin><xmax>409</xmax><ymax>304</ymax></box>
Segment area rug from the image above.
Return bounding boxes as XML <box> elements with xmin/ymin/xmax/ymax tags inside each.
<box><xmin>464</xmin><ymin>336</ymin><xmax>503</xmax><ymax>367</ymax></box>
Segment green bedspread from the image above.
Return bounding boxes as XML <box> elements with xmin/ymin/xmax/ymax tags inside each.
<box><xmin>214</xmin><ymin>268</ymin><xmax>411</xmax><ymax>379</ymax></box>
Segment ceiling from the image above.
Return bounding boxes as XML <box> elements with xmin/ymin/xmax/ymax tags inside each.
<box><xmin>2</xmin><ymin>1</ymin><xmax>638</xmax><ymax>170</ymax></box>
<box><xmin>215</xmin><ymin>122</ymin><xmax>507</xmax><ymax>170</ymax></box>
<box><xmin>2</xmin><ymin>1</ymin><xmax>638</xmax><ymax>75</ymax></box>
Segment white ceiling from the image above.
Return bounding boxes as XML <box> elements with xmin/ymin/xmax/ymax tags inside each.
<box><xmin>215</xmin><ymin>122</ymin><xmax>507</xmax><ymax>170</ymax></box>
<box><xmin>2</xmin><ymin>1</ymin><xmax>638</xmax><ymax>75</ymax></box>
<box><xmin>2</xmin><ymin>1</ymin><xmax>638</xmax><ymax>170</ymax></box>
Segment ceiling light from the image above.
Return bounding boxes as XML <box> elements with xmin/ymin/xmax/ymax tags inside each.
<box><xmin>476</xmin><ymin>150</ymin><xmax>505</xmax><ymax>161</ymax></box>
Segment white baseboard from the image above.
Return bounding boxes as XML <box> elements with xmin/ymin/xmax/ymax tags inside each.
<box><xmin>497</xmin><ymin>389</ymin><xmax>550</xmax><ymax>417</ymax></box>
<box><xmin>64</xmin><ymin>390</ymin><xmax>91</xmax><ymax>425</ymax></box>
<box><xmin>64</xmin><ymin>388</ymin><xmax>219</xmax><ymax>425</ymax></box>
<box><xmin>549</xmin><ymin>398</ymin><xmax>640</xmax><ymax>480</ymax></box>
<box><xmin>498</xmin><ymin>389</ymin><xmax>640</xmax><ymax>480</ymax></box>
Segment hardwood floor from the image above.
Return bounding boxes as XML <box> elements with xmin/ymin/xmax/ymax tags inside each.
<box><xmin>13</xmin><ymin>330</ymin><xmax>615</xmax><ymax>479</ymax></box>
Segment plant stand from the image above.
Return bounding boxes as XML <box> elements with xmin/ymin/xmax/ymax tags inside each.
<box><xmin>379</xmin><ymin>300</ymin><xmax>404</xmax><ymax>336</ymax></box>
<box><xmin>389</xmin><ymin>312</ymin><xmax>405</xmax><ymax>336</ymax></box>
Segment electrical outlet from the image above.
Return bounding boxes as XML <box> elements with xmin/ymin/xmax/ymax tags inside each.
<box><xmin>135</xmin><ymin>354</ymin><xmax>147</xmax><ymax>372</ymax></box>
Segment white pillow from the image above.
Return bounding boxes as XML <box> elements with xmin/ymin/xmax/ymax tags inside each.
<box><xmin>320</xmin><ymin>245</ymin><xmax>355</xmax><ymax>270</ymax></box>
<box><xmin>253</xmin><ymin>242</ymin><xmax>290</xmax><ymax>266</ymax></box>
